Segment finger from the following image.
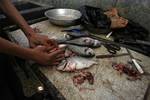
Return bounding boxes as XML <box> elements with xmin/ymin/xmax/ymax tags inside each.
<box><xmin>34</xmin><ymin>40</ymin><xmax>43</xmax><ymax>46</ymax></box>
<box><xmin>56</xmin><ymin>54</ymin><xmax>65</xmax><ymax>59</ymax></box>
<box><xmin>50</xmin><ymin>48</ymin><xmax>65</xmax><ymax>53</ymax></box>
<box><xmin>47</xmin><ymin>39</ymin><xmax>58</xmax><ymax>47</ymax></box>
<box><xmin>30</xmin><ymin>42</ymin><xmax>36</xmax><ymax>48</ymax></box>
<box><xmin>56</xmin><ymin>53</ymin><xmax>65</xmax><ymax>58</ymax></box>
<box><xmin>55</xmin><ymin>57</ymin><xmax>65</xmax><ymax>62</ymax></box>
<box><xmin>46</xmin><ymin>46</ymin><xmax>56</xmax><ymax>52</ymax></box>
<box><xmin>51</xmin><ymin>62</ymin><xmax>61</xmax><ymax>66</ymax></box>
<box><xmin>43</xmin><ymin>39</ymin><xmax>58</xmax><ymax>48</ymax></box>
<box><xmin>33</xmin><ymin>27</ymin><xmax>42</xmax><ymax>33</ymax></box>
<box><xmin>48</xmin><ymin>47</ymin><xmax>58</xmax><ymax>53</ymax></box>
<box><xmin>49</xmin><ymin>49</ymin><xmax>65</xmax><ymax>57</ymax></box>
<box><xmin>51</xmin><ymin>39</ymin><xmax>58</xmax><ymax>47</ymax></box>
<box><xmin>42</xmin><ymin>41</ymin><xmax>51</xmax><ymax>47</ymax></box>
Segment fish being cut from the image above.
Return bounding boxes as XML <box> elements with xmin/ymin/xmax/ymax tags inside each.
<box><xmin>57</xmin><ymin>56</ymin><xmax>97</xmax><ymax>72</ymax></box>
<box><xmin>67</xmin><ymin>44</ymin><xmax>95</xmax><ymax>57</ymax></box>
<box><xmin>61</xmin><ymin>37</ymin><xmax>102</xmax><ymax>48</ymax></box>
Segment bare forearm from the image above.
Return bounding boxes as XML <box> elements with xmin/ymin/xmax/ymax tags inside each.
<box><xmin>0</xmin><ymin>37</ymin><xmax>34</xmax><ymax>60</ymax></box>
<box><xmin>0</xmin><ymin>0</ymin><xmax>35</xmax><ymax>37</ymax></box>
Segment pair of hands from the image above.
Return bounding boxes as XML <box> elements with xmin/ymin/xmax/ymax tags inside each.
<box><xmin>28</xmin><ymin>33</ymin><xmax>65</xmax><ymax>66</ymax></box>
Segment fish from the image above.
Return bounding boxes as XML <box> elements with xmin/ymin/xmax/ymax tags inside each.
<box><xmin>60</xmin><ymin>37</ymin><xmax>102</xmax><ymax>48</ymax></box>
<box><xmin>49</xmin><ymin>32</ymin><xmax>71</xmax><ymax>42</ymax></box>
<box><xmin>67</xmin><ymin>44</ymin><xmax>95</xmax><ymax>57</ymax></box>
<box><xmin>57</xmin><ymin>56</ymin><xmax>97</xmax><ymax>72</ymax></box>
<box><xmin>49</xmin><ymin>30</ymin><xmax>101</xmax><ymax>48</ymax></box>
<box><xmin>62</xmin><ymin>29</ymin><xmax>89</xmax><ymax>38</ymax></box>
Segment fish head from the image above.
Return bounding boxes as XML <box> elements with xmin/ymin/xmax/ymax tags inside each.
<box><xmin>83</xmin><ymin>38</ymin><xmax>102</xmax><ymax>47</ymax></box>
<box><xmin>94</xmin><ymin>40</ymin><xmax>102</xmax><ymax>47</ymax></box>
<box><xmin>64</xmin><ymin>34</ymin><xmax>72</xmax><ymax>40</ymax></box>
<box><xmin>84</xmin><ymin>47</ymin><xmax>95</xmax><ymax>57</ymax></box>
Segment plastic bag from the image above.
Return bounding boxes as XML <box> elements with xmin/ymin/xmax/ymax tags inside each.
<box><xmin>79</xmin><ymin>5</ymin><xmax>111</xmax><ymax>34</ymax></box>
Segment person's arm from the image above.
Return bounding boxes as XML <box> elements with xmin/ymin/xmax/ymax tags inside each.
<box><xmin>0</xmin><ymin>37</ymin><xmax>35</xmax><ymax>60</ymax></box>
<box><xmin>0</xmin><ymin>37</ymin><xmax>65</xmax><ymax>65</ymax></box>
<box><xmin>0</xmin><ymin>0</ymin><xmax>34</xmax><ymax>37</ymax></box>
<box><xmin>0</xmin><ymin>0</ymin><xmax>57</xmax><ymax>48</ymax></box>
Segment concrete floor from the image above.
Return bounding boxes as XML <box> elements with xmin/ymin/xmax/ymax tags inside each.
<box><xmin>8</xmin><ymin>21</ymin><xmax>150</xmax><ymax>100</ymax></box>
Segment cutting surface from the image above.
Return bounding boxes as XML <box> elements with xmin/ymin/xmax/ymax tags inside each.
<box><xmin>9</xmin><ymin>20</ymin><xmax>150</xmax><ymax>100</ymax></box>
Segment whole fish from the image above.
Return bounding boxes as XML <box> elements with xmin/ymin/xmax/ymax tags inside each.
<box><xmin>57</xmin><ymin>56</ymin><xmax>97</xmax><ymax>72</ymax></box>
<box><xmin>49</xmin><ymin>32</ymin><xmax>71</xmax><ymax>42</ymax></box>
<box><xmin>63</xmin><ymin>37</ymin><xmax>102</xmax><ymax>48</ymax></box>
<box><xmin>62</xmin><ymin>29</ymin><xmax>89</xmax><ymax>38</ymax></box>
<box><xmin>67</xmin><ymin>44</ymin><xmax>95</xmax><ymax>57</ymax></box>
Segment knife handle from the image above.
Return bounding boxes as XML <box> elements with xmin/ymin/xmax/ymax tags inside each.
<box><xmin>132</xmin><ymin>59</ymin><xmax>144</xmax><ymax>74</ymax></box>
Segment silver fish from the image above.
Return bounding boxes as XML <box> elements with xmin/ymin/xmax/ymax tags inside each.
<box><xmin>62</xmin><ymin>37</ymin><xmax>102</xmax><ymax>48</ymax></box>
<box><xmin>50</xmin><ymin>32</ymin><xmax>71</xmax><ymax>42</ymax></box>
<box><xmin>57</xmin><ymin>56</ymin><xmax>97</xmax><ymax>72</ymax></box>
<box><xmin>67</xmin><ymin>44</ymin><xmax>95</xmax><ymax>57</ymax></box>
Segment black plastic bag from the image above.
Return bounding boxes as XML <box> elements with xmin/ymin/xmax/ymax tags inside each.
<box><xmin>113</xmin><ymin>20</ymin><xmax>149</xmax><ymax>41</ymax></box>
<box><xmin>79</xmin><ymin>5</ymin><xmax>111</xmax><ymax>34</ymax></box>
<box><xmin>113</xmin><ymin>20</ymin><xmax>150</xmax><ymax>56</ymax></box>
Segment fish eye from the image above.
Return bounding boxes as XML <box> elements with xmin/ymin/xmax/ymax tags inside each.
<box><xmin>85</xmin><ymin>48</ymin><xmax>94</xmax><ymax>56</ymax></box>
<box><xmin>84</xmin><ymin>47</ymin><xmax>88</xmax><ymax>53</ymax></box>
<box><xmin>83</xmin><ymin>39</ymin><xmax>87</xmax><ymax>43</ymax></box>
<box><xmin>64</xmin><ymin>34</ymin><xmax>71</xmax><ymax>39</ymax></box>
<box><xmin>88</xmin><ymin>52</ymin><xmax>93</xmax><ymax>56</ymax></box>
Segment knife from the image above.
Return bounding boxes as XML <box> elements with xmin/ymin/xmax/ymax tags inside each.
<box><xmin>126</xmin><ymin>49</ymin><xmax>144</xmax><ymax>74</ymax></box>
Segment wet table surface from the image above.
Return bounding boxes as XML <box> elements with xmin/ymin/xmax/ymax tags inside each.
<box><xmin>9</xmin><ymin>20</ymin><xmax>150</xmax><ymax>100</ymax></box>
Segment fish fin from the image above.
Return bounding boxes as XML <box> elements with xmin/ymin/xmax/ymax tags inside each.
<box><xmin>57</xmin><ymin>60</ymin><xmax>67</xmax><ymax>71</ymax></box>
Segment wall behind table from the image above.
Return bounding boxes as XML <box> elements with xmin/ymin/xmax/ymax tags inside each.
<box><xmin>30</xmin><ymin>0</ymin><xmax>150</xmax><ymax>38</ymax></box>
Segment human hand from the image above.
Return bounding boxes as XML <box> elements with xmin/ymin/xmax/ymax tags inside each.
<box><xmin>31</xmin><ymin>45</ymin><xmax>65</xmax><ymax>66</ymax></box>
<box><xmin>28</xmin><ymin>33</ymin><xmax>58</xmax><ymax>48</ymax></box>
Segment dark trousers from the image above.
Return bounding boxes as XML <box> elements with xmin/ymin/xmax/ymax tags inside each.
<box><xmin>0</xmin><ymin>28</ymin><xmax>25</xmax><ymax>100</ymax></box>
<box><xmin>0</xmin><ymin>54</ymin><xmax>25</xmax><ymax>100</ymax></box>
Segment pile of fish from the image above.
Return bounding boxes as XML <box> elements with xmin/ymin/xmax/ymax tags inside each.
<box><xmin>54</xmin><ymin>30</ymin><xmax>101</xmax><ymax>72</ymax></box>
<box><xmin>56</xmin><ymin>37</ymin><xmax>102</xmax><ymax>57</ymax></box>
<box><xmin>66</xmin><ymin>37</ymin><xmax>102</xmax><ymax>57</ymax></box>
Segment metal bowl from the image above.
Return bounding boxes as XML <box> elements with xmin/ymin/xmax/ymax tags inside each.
<box><xmin>45</xmin><ymin>8</ymin><xmax>82</xmax><ymax>26</ymax></box>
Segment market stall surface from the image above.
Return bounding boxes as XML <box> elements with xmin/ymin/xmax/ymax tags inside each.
<box><xmin>9</xmin><ymin>20</ymin><xmax>150</xmax><ymax>100</ymax></box>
